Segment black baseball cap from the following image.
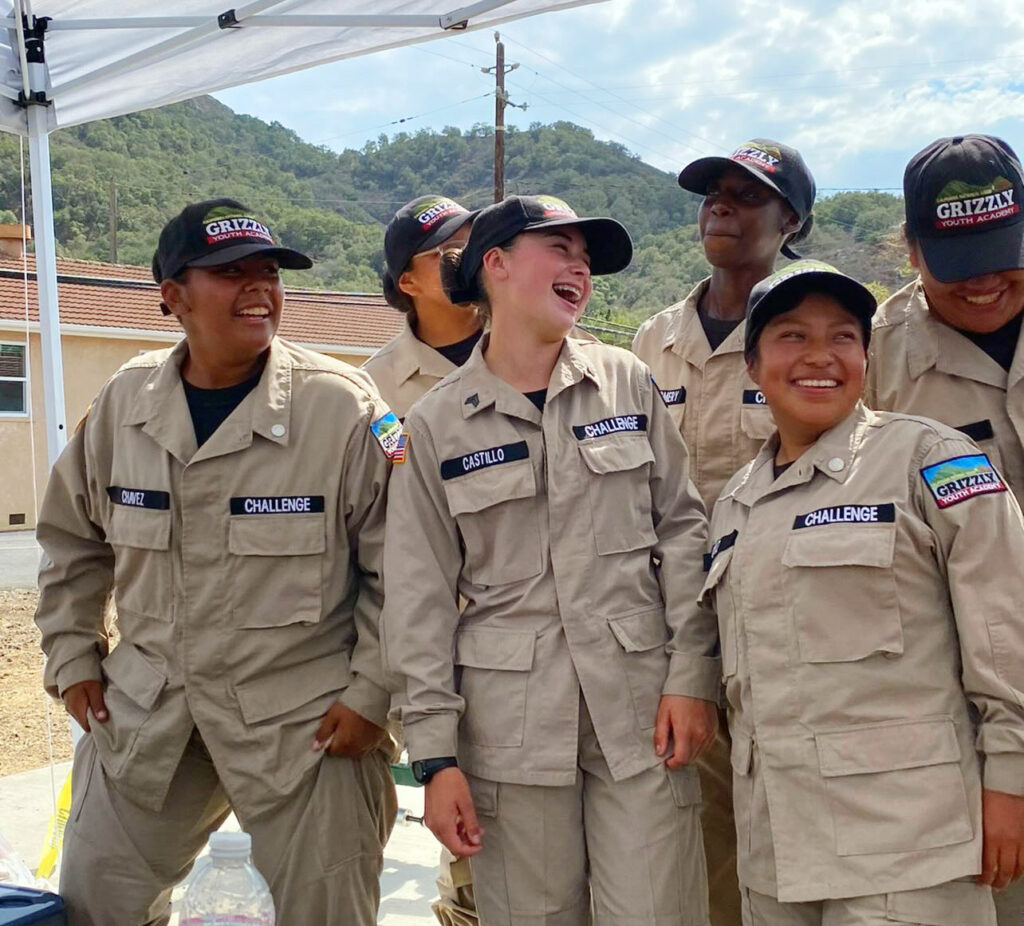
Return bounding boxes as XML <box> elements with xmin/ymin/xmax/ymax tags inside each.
<box><xmin>447</xmin><ymin>194</ymin><xmax>633</xmax><ymax>303</ymax></box>
<box><xmin>382</xmin><ymin>194</ymin><xmax>476</xmax><ymax>301</ymax></box>
<box><xmin>152</xmin><ymin>198</ymin><xmax>312</xmax><ymax>313</ymax></box>
<box><xmin>679</xmin><ymin>139</ymin><xmax>816</xmax><ymax>258</ymax></box>
<box><xmin>745</xmin><ymin>260</ymin><xmax>876</xmax><ymax>358</ymax></box>
<box><xmin>904</xmin><ymin>135</ymin><xmax>1024</xmax><ymax>283</ymax></box>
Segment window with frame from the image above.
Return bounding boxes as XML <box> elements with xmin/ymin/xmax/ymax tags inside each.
<box><xmin>0</xmin><ymin>343</ymin><xmax>27</xmax><ymax>415</ymax></box>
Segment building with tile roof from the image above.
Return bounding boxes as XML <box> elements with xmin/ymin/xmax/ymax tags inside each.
<box><xmin>0</xmin><ymin>238</ymin><xmax>401</xmax><ymax>531</ymax></box>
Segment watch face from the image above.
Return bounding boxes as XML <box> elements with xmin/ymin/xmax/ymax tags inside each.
<box><xmin>411</xmin><ymin>760</ymin><xmax>427</xmax><ymax>783</ymax></box>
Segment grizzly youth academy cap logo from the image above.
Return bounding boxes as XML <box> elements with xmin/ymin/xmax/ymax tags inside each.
<box><xmin>732</xmin><ymin>142</ymin><xmax>782</xmax><ymax>174</ymax></box>
<box><xmin>535</xmin><ymin>196</ymin><xmax>578</xmax><ymax>218</ymax></box>
<box><xmin>412</xmin><ymin>197</ymin><xmax>468</xmax><ymax>232</ymax></box>
<box><xmin>203</xmin><ymin>205</ymin><xmax>276</xmax><ymax>246</ymax></box>
<box><xmin>933</xmin><ymin>177</ymin><xmax>1019</xmax><ymax>230</ymax></box>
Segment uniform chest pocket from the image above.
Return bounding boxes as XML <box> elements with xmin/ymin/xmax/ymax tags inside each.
<box><xmin>228</xmin><ymin>514</ymin><xmax>325</xmax><ymax>627</ymax></box>
<box><xmin>699</xmin><ymin>544</ymin><xmax>737</xmax><ymax>678</ymax></box>
<box><xmin>106</xmin><ymin>506</ymin><xmax>173</xmax><ymax>622</ymax></box>
<box><xmin>443</xmin><ymin>461</ymin><xmax>543</xmax><ymax>586</ymax></box>
<box><xmin>782</xmin><ymin>524</ymin><xmax>903</xmax><ymax>663</ymax></box>
<box><xmin>739</xmin><ymin>396</ymin><xmax>775</xmax><ymax>441</ymax></box>
<box><xmin>577</xmin><ymin>434</ymin><xmax>659</xmax><ymax>555</ymax></box>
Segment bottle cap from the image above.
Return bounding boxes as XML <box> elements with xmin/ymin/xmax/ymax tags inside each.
<box><xmin>208</xmin><ymin>831</ymin><xmax>252</xmax><ymax>860</ymax></box>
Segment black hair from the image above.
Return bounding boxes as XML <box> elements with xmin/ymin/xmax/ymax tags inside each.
<box><xmin>440</xmin><ymin>247</ymin><xmax>491</xmax><ymax>323</ymax></box>
<box><xmin>382</xmin><ymin>269</ymin><xmax>416</xmax><ymax>320</ymax></box>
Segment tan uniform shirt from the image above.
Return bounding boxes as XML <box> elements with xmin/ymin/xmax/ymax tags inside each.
<box><xmin>701</xmin><ymin>403</ymin><xmax>1024</xmax><ymax>903</ymax></box>
<box><xmin>866</xmin><ymin>278</ymin><xmax>1024</xmax><ymax>506</ymax></box>
<box><xmin>363</xmin><ymin>318</ymin><xmax>458</xmax><ymax>419</ymax></box>
<box><xmin>364</xmin><ymin>319</ymin><xmax>598</xmax><ymax>420</ymax></box>
<box><xmin>35</xmin><ymin>338</ymin><xmax>393</xmax><ymax>818</ymax></box>
<box><xmin>381</xmin><ymin>337</ymin><xmax>718</xmax><ymax>787</ymax></box>
<box><xmin>632</xmin><ymin>278</ymin><xmax>775</xmax><ymax>510</ymax></box>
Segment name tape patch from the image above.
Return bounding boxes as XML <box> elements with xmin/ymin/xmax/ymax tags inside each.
<box><xmin>794</xmin><ymin>503</ymin><xmax>895</xmax><ymax>529</ymax></box>
<box><xmin>106</xmin><ymin>486</ymin><xmax>170</xmax><ymax>510</ymax></box>
<box><xmin>230</xmin><ymin>496</ymin><xmax>325</xmax><ymax>515</ymax></box>
<box><xmin>956</xmin><ymin>419</ymin><xmax>994</xmax><ymax>443</ymax></box>
<box><xmin>371</xmin><ymin>411</ymin><xmax>405</xmax><ymax>461</ymax></box>
<box><xmin>659</xmin><ymin>386</ymin><xmax>686</xmax><ymax>406</ymax></box>
<box><xmin>572</xmin><ymin>414</ymin><xmax>648</xmax><ymax>440</ymax></box>
<box><xmin>703</xmin><ymin>529</ymin><xmax>738</xmax><ymax>572</ymax></box>
<box><xmin>441</xmin><ymin>441</ymin><xmax>529</xmax><ymax>480</ymax></box>
<box><xmin>920</xmin><ymin>453</ymin><xmax>1007</xmax><ymax>509</ymax></box>
<box><xmin>742</xmin><ymin>390</ymin><xmax>768</xmax><ymax>406</ymax></box>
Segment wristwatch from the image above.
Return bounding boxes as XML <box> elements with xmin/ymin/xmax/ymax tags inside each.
<box><xmin>411</xmin><ymin>756</ymin><xmax>459</xmax><ymax>784</ymax></box>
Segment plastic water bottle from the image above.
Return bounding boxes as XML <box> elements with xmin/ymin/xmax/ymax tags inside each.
<box><xmin>180</xmin><ymin>832</ymin><xmax>275</xmax><ymax>925</ymax></box>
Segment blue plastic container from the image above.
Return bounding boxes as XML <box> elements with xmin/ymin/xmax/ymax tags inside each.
<box><xmin>0</xmin><ymin>886</ymin><xmax>66</xmax><ymax>925</ymax></box>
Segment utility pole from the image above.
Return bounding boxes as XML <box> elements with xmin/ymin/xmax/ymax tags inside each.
<box><xmin>481</xmin><ymin>32</ymin><xmax>526</xmax><ymax>203</ymax></box>
<box><xmin>108</xmin><ymin>179</ymin><xmax>118</xmax><ymax>264</ymax></box>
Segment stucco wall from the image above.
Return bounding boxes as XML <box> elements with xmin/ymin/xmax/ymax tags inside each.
<box><xmin>0</xmin><ymin>330</ymin><xmax>368</xmax><ymax>531</ymax></box>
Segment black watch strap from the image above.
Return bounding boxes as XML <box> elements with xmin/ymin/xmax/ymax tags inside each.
<box><xmin>412</xmin><ymin>756</ymin><xmax>459</xmax><ymax>784</ymax></box>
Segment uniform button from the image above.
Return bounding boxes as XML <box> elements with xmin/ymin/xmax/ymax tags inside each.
<box><xmin>271</xmin><ymin>424</ymin><xmax>286</xmax><ymax>437</ymax></box>
<box><xmin>827</xmin><ymin>457</ymin><xmax>845</xmax><ymax>472</ymax></box>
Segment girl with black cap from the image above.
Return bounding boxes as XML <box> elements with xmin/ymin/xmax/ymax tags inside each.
<box><xmin>701</xmin><ymin>259</ymin><xmax>1024</xmax><ymax>926</ymax></box>
<box><xmin>633</xmin><ymin>138</ymin><xmax>816</xmax><ymax>926</ymax></box>
<box><xmin>381</xmin><ymin>194</ymin><xmax>720</xmax><ymax>926</ymax></box>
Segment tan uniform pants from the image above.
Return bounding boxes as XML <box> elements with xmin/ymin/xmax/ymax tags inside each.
<box><xmin>740</xmin><ymin>881</ymin><xmax>995</xmax><ymax>926</ymax></box>
<box><xmin>697</xmin><ymin>722</ymin><xmax>741</xmax><ymax>926</ymax></box>
<box><xmin>994</xmin><ymin>878</ymin><xmax>1024</xmax><ymax>926</ymax></box>
<box><xmin>465</xmin><ymin>700</ymin><xmax>709</xmax><ymax>926</ymax></box>
<box><xmin>60</xmin><ymin>728</ymin><xmax>397</xmax><ymax>926</ymax></box>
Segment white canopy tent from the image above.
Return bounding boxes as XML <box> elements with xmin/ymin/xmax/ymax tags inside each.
<box><xmin>0</xmin><ymin>0</ymin><xmax>602</xmax><ymax>468</ymax></box>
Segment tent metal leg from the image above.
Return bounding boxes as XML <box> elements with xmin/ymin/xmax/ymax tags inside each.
<box><xmin>27</xmin><ymin>104</ymin><xmax>67</xmax><ymax>468</ymax></box>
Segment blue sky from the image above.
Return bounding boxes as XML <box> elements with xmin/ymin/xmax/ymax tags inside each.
<box><xmin>214</xmin><ymin>0</ymin><xmax>1024</xmax><ymax>196</ymax></box>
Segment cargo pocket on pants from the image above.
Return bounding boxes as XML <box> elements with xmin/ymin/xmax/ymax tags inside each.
<box><xmin>885</xmin><ymin>878</ymin><xmax>995</xmax><ymax>925</ymax></box>
<box><xmin>815</xmin><ymin>717</ymin><xmax>973</xmax><ymax>857</ymax></box>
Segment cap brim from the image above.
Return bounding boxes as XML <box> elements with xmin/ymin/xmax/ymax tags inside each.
<box><xmin>917</xmin><ymin>221</ymin><xmax>1024</xmax><ymax>283</ymax></box>
<box><xmin>415</xmin><ymin>209</ymin><xmax>477</xmax><ymax>256</ymax></box>
<box><xmin>678</xmin><ymin>155</ymin><xmax>786</xmax><ymax>201</ymax></box>
<box><xmin>523</xmin><ymin>216</ymin><xmax>633</xmax><ymax>275</ymax></box>
<box><xmin>750</xmin><ymin>272</ymin><xmax>877</xmax><ymax>333</ymax></box>
<box><xmin>187</xmin><ymin>243</ymin><xmax>313</xmax><ymax>271</ymax></box>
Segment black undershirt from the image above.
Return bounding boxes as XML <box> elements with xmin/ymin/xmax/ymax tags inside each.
<box><xmin>957</xmin><ymin>313</ymin><xmax>1023</xmax><ymax>373</ymax></box>
<box><xmin>434</xmin><ymin>330</ymin><xmax>483</xmax><ymax>368</ymax></box>
<box><xmin>697</xmin><ymin>304</ymin><xmax>743</xmax><ymax>352</ymax></box>
<box><xmin>773</xmin><ymin>460</ymin><xmax>794</xmax><ymax>481</ymax></box>
<box><xmin>524</xmin><ymin>388</ymin><xmax>548</xmax><ymax>411</ymax></box>
<box><xmin>183</xmin><ymin>369</ymin><xmax>263</xmax><ymax>447</ymax></box>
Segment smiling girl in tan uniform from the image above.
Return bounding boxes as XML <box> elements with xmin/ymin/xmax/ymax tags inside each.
<box><xmin>382</xmin><ymin>194</ymin><xmax>720</xmax><ymax>926</ymax></box>
<box><xmin>703</xmin><ymin>260</ymin><xmax>1024</xmax><ymax>926</ymax></box>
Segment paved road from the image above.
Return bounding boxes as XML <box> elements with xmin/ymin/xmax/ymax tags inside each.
<box><xmin>0</xmin><ymin>530</ymin><xmax>40</xmax><ymax>589</ymax></box>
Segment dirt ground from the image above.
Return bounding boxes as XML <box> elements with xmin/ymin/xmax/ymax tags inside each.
<box><xmin>0</xmin><ymin>588</ymin><xmax>74</xmax><ymax>776</ymax></box>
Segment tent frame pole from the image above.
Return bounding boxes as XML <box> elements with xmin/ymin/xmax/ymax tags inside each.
<box><xmin>26</xmin><ymin>102</ymin><xmax>66</xmax><ymax>467</ymax></box>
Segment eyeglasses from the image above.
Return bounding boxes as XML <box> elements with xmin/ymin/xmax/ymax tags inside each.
<box><xmin>411</xmin><ymin>243</ymin><xmax>464</xmax><ymax>261</ymax></box>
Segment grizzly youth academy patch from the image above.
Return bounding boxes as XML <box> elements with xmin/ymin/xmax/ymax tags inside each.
<box><xmin>371</xmin><ymin>411</ymin><xmax>405</xmax><ymax>461</ymax></box>
<box><xmin>920</xmin><ymin>454</ymin><xmax>1006</xmax><ymax>508</ymax></box>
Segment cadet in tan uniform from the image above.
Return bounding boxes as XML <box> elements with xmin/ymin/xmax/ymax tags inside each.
<box><xmin>365</xmin><ymin>194</ymin><xmax>480</xmax><ymax>418</ymax></box>
<box><xmin>35</xmin><ymin>199</ymin><xmax>398</xmax><ymax>926</ymax></box>
<box><xmin>702</xmin><ymin>260</ymin><xmax>1024</xmax><ymax>926</ymax></box>
<box><xmin>382</xmin><ymin>194</ymin><xmax>720</xmax><ymax>926</ymax></box>
<box><xmin>865</xmin><ymin>135</ymin><xmax>1024</xmax><ymax>926</ymax></box>
<box><xmin>633</xmin><ymin>139</ymin><xmax>815</xmax><ymax>926</ymax></box>
<box><xmin>365</xmin><ymin>195</ymin><xmax>482</xmax><ymax>925</ymax></box>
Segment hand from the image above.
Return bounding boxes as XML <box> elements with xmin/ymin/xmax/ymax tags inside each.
<box><xmin>978</xmin><ymin>788</ymin><xmax>1024</xmax><ymax>890</ymax></box>
<box><xmin>654</xmin><ymin>695</ymin><xmax>718</xmax><ymax>769</ymax></box>
<box><xmin>313</xmin><ymin>701</ymin><xmax>387</xmax><ymax>758</ymax></box>
<box><xmin>424</xmin><ymin>767</ymin><xmax>483</xmax><ymax>858</ymax></box>
<box><xmin>62</xmin><ymin>679</ymin><xmax>107</xmax><ymax>732</ymax></box>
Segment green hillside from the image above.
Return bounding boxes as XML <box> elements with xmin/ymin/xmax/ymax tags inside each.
<box><xmin>0</xmin><ymin>96</ymin><xmax>910</xmax><ymax>325</ymax></box>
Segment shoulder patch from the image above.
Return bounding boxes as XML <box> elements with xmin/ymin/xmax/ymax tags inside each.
<box><xmin>370</xmin><ymin>410</ymin><xmax>405</xmax><ymax>461</ymax></box>
<box><xmin>920</xmin><ymin>453</ymin><xmax>1006</xmax><ymax>508</ymax></box>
